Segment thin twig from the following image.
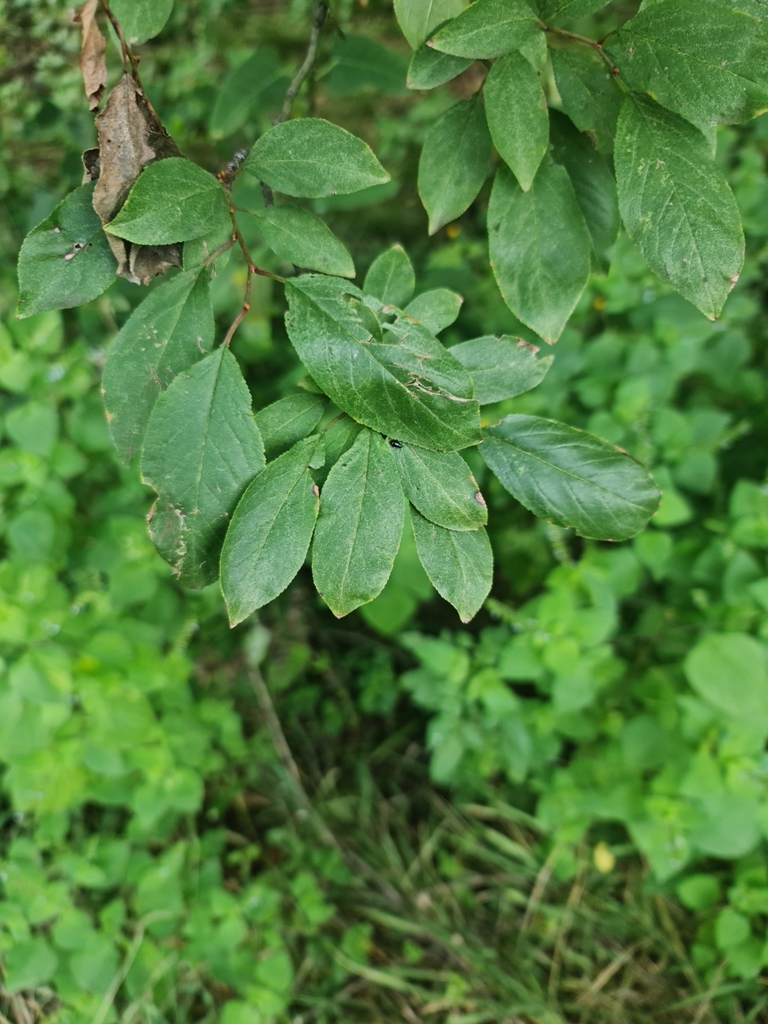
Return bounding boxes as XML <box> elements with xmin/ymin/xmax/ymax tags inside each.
<box><xmin>540</xmin><ymin>22</ymin><xmax>620</xmax><ymax>77</ymax></box>
<box><xmin>260</xmin><ymin>1</ymin><xmax>328</xmax><ymax>207</ymax></box>
<box><xmin>97</xmin><ymin>0</ymin><xmax>141</xmax><ymax>81</ymax></box>
<box><xmin>246</xmin><ymin>664</ymin><xmax>339</xmax><ymax>848</ymax></box>
<box><xmin>245</xmin><ymin>662</ymin><xmax>404</xmax><ymax>906</ymax></box>
<box><xmin>91</xmin><ymin>912</ymin><xmax>171</xmax><ymax>1024</ymax></box>
<box><xmin>274</xmin><ymin>2</ymin><xmax>328</xmax><ymax>126</ymax></box>
<box><xmin>222</xmin><ymin>265</ymin><xmax>252</xmax><ymax>348</ymax></box>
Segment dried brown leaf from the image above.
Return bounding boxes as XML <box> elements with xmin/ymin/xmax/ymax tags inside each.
<box><xmin>91</xmin><ymin>73</ymin><xmax>184</xmax><ymax>283</ymax></box>
<box><xmin>73</xmin><ymin>0</ymin><xmax>107</xmax><ymax>111</ymax></box>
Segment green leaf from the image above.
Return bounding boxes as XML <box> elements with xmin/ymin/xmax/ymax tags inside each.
<box><xmin>543</xmin><ymin>0</ymin><xmax>609</xmax><ymax>21</ymax></box>
<box><xmin>110</xmin><ymin>0</ymin><xmax>173</xmax><ymax>44</ymax></box>
<box><xmin>244</xmin><ymin>119</ymin><xmax>390</xmax><ymax>199</ymax></box>
<box><xmin>107</xmin><ymin>159</ymin><xmax>231</xmax><ymax>245</ymax></box>
<box><xmin>285</xmin><ymin>275</ymin><xmax>482</xmax><ymax>451</ymax></box>
<box><xmin>550</xmin><ymin>111</ymin><xmax>619</xmax><ymax>271</ymax></box>
<box><xmin>550</xmin><ymin>47</ymin><xmax>621</xmax><ymax>151</ymax></box>
<box><xmin>405</xmin><ymin>288</ymin><xmax>463</xmax><ymax>333</ymax></box>
<box><xmin>407</xmin><ymin>41</ymin><xmax>473</xmax><ymax>90</ymax></box>
<box><xmin>209</xmin><ymin>49</ymin><xmax>288</xmax><ymax>138</ymax></box>
<box><xmin>684</xmin><ymin>632</ymin><xmax>768</xmax><ymax>721</ymax></box>
<box><xmin>428</xmin><ymin>0</ymin><xmax>539</xmax><ymax>58</ymax></box>
<box><xmin>390</xmin><ymin>444</ymin><xmax>487</xmax><ymax>531</ymax></box>
<box><xmin>312</xmin><ymin>429</ymin><xmax>405</xmax><ymax>616</ymax></box>
<box><xmin>363</xmin><ymin>244</ymin><xmax>415</xmax><ymax>307</ymax></box>
<box><xmin>221</xmin><ymin>436</ymin><xmax>321</xmax><ymax>625</ymax></box>
<box><xmin>448</xmin><ymin>336</ymin><xmax>553</xmax><ymax>403</ymax></box>
<box><xmin>488</xmin><ymin>159</ymin><xmax>591</xmax><ymax>343</ymax></box>
<box><xmin>4</xmin><ymin>938</ymin><xmax>58</xmax><ymax>992</ymax></box>
<box><xmin>16</xmin><ymin>183</ymin><xmax>116</xmax><ymax>319</ymax></box>
<box><xmin>418</xmin><ymin>97</ymin><xmax>492</xmax><ymax>234</ymax></box>
<box><xmin>328</xmin><ymin>34</ymin><xmax>409</xmax><ymax>96</ymax></box>
<box><xmin>605</xmin><ymin>0</ymin><xmax>768</xmax><ymax>124</ymax></box>
<box><xmin>102</xmin><ymin>269</ymin><xmax>214</xmax><ymax>466</ymax></box>
<box><xmin>141</xmin><ymin>347</ymin><xmax>265</xmax><ymax>587</ymax></box>
<box><xmin>322</xmin><ymin>415</ymin><xmax>362</xmax><ymax>470</ymax></box>
<box><xmin>481</xmin><ymin>414</ymin><xmax>661</xmax><ymax>540</ymax></box>
<box><xmin>253</xmin><ymin>206</ymin><xmax>354</xmax><ymax>277</ymax></box>
<box><xmin>410</xmin><ymin>507</ymin><xmax>492</xmax><ymax>621</ymax></box>
<box><xmin>394</xmin><ymin>0</ymin><xmax>468</xmax><ymax>49</ymax></box>
<box><xmin>254</xmin><ymin>392</ymin><xmax>327</xmax><ymax>460</ymax></box>
<box><xmin>614</xmin><ymin>95</ymin><xmax>744</xmax><ymax>320</ymax></box>
<box><xmin>484</xmin><ymin>52</ymin><xmax>548</xmax><ymax>191</ymax></box>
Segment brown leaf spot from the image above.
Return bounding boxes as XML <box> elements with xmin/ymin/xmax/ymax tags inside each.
<box><xmin>73</xmin><ymin>0</ymin><xmax>107</xmax><ymax>111</ymax></box>
<box><xmin>474</xmin><ymin>490</ymin><xmax>486</xmax><ymax>507</ymax></box>
<box><xmin>516</xmin><ymin>337</ymin><xmax>539</xmax><ymax>354</ymax></box>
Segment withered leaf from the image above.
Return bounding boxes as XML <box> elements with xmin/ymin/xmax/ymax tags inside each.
<box><xmin>74</xmin><ymin>0</ymin><xmax>107</xmax><ymax>112</ymax></box>
<box><xmin>92</xmin><ymin>73</ymin><xmax>183</xmax><ymax>283</ymax></box>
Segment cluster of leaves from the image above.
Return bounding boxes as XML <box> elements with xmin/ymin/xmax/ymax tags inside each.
<box><xmin>14</xmin><ymin>0</ymin><xmax>670</xmax><ymax>622</ymax></box>
<box><xmin>395</xmin><ymin>0</ymin><xmax>765</xmax><ymax>337</ymax></box>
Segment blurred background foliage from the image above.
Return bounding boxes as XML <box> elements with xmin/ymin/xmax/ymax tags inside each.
<box><xmin>2</xmin><ymin>0</ymin><xmax>768</xmax><ymax>1022</ymax></box>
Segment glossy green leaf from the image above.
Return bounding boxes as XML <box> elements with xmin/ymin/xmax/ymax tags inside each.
<box><xmin>550</xmin><ymin>47</ymin><xmax>621</xmax><ymax>152</ymax></box>
<box><xmin>390</xmin><ymin>443</ymin><xmax>487</xmax><ymax>531</ymax></box>
<box><xmin>481</xmin><ymin>414</ymin><xmax>661</xmax><ymax>540</ymax></box>
<box><xmin>550</xmin><ymin>111</ymin><xmax>619</xmax><ymax>271</ymax></box>
<box><xmin>328</xmin><ymin>34</ymin><xmax>409</xmax><ymax>96</ymax></box>
<box><xmin>485</xmin><ymin>52</ymin><xmax>548</xmax><ymax>192</ymax></box>
<box><xmin>254</xmin><ymin>206</ymin><xmax>355</xmax><ymax>277</ymax></box>
<box><xmin>111</xmin><ymin>0</ymin><xmax>173</xmax><ymax>44</ymax></box>
<box><xmin>684</xmin><ymin>632</ymin><xmax>768</xmax><ymax>721</ymax></box>
<box><xmin>221</xmin><ymin>436</ymin><xmax>321</xmax><ymax>625</ymax></box>
<box><xmin>614</xmin><ymin>95</ymin><xmax>744</xmax><ymax>320</ymax></box>
<box><xmin>312</xmin><ymin>429</ymin><xmax>405</xmax><ymax>616</ymax></box>
<box><xmin>363</xmin><ymin>244</ymin><xmax>415</xmax><ymax>307</ymax></box>
<box><xmin>141</xmin><ymin>347</ymin><xmax>265</xmax><ymax>587</ymax></box>
<box><xmin>103</xmin><ymin>269</ymin><xmax>214</xmax><ymax>466</ymax></box>
<box><xmin>107</xmin><ymin>159</ymin><xmax>231</xmax><ymax>245</ymax></box>
<box><xmin>428</xmin><ymin>0</ymin><xmax>539</xmax><ymax>58</ymax></box>
<box><xmin>448</xmin><ymin>335</ymin><xmax>553</xmax><ymax>403</ymax></box>
<box><xmin>254</xmin><ymin>392</ymin><xmax>327</xmax><ymax>460</ymax></box>
<box><xmin>488</xmin><ymin>159</ymin><xmax>591</xmax><ymax>343</ymax></box>
<box><xmin>405</xmin><ymin>288</ymin><xmax>463</xmax><ymax>333</ymax></box>
<box><xmin>284</xmin><ymin>275</ymin><xmax>482</xmax><ymax>452</ymax></box>
<box><xmin>418</xmin><ymin>96</ymin><xmax>492</xmax><ymax>234</ymax></box>
<box><xmin>606</xmin><ymin>0</ymin><xmax>768</xmax><ymax>124</ymax></box>
<box><xmin>410</xmin><ymin>508</ymin><xmax>493</xmax><ymax>621</ymax></box>
<box><xmin>17</xmin><ymin>183</ymin><xmax>116</xmax><ymax>319</ymax></box>
<box><xmin>394</xmin><ymin>0</ymin><xmax>468</xmax><ymax>49</ymax></box>
<box><xmin>244</xmin><ymin>119</ymin><xmax>390</xmax><ymax>198</ymax></box>
<box><xmin>407</xmin><ymin>42</ymin><xmax>473</xmax><ymax>90</ymax></box>
<box><xmin>209</xmin><ymin>49</ymin><xmax>288</xmax><ymax>138</ymax></box>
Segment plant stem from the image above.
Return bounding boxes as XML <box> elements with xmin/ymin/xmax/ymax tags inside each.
<box><xmin>98</xmin><ymin>0</ymin><xmax>141</xmax><ymax>81</ymax></box>
<box><xmin>274</xmin><ymin>2</ymin><xmax>328</xmax><ymax>127</ymax></box>
<box><xmin>261</xmin><ymin>1</ymin><xmax>328</xmax><ymax>207</ymax></box>
<box><xmin>540</xmin><ymin>22</ymin><xmax>620</xmax><ymax>76</ymax></box>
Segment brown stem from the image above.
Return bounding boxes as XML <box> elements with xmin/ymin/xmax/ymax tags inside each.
<box><xmin>222</xmin><ymin>266</ymin><xmax>252</xmax><ymax>348</ymax></box>
<box><xmin>203</xmin><ymin>235</ymin><xmax>237</xmax><ymax>267</ymax></box>
<box><xmin>97</xmin><ymin>0</ymin><xmax>141</xmax><ymax>81</ymax></box>
<box><xmin>540</xmin><ymin>22</ymin><xmax>620</xmax><ymax>77</ymax></box>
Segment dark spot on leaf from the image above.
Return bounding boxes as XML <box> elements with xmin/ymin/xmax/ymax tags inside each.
<box><xmin>389</xmin><ymin>439</ymin><xmax>403</xmax><ymax>448</ymax></box>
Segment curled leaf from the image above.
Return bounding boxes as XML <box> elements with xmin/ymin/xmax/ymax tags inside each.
<box><xmin>73</xmin><ymin>0</ymin><xmax>107</xmax><ymax>111</ymax></box>
<box><xmin>90</xmin><ymin>73</ymin><xmax>183</xmax><ymax>283</ymax></box>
